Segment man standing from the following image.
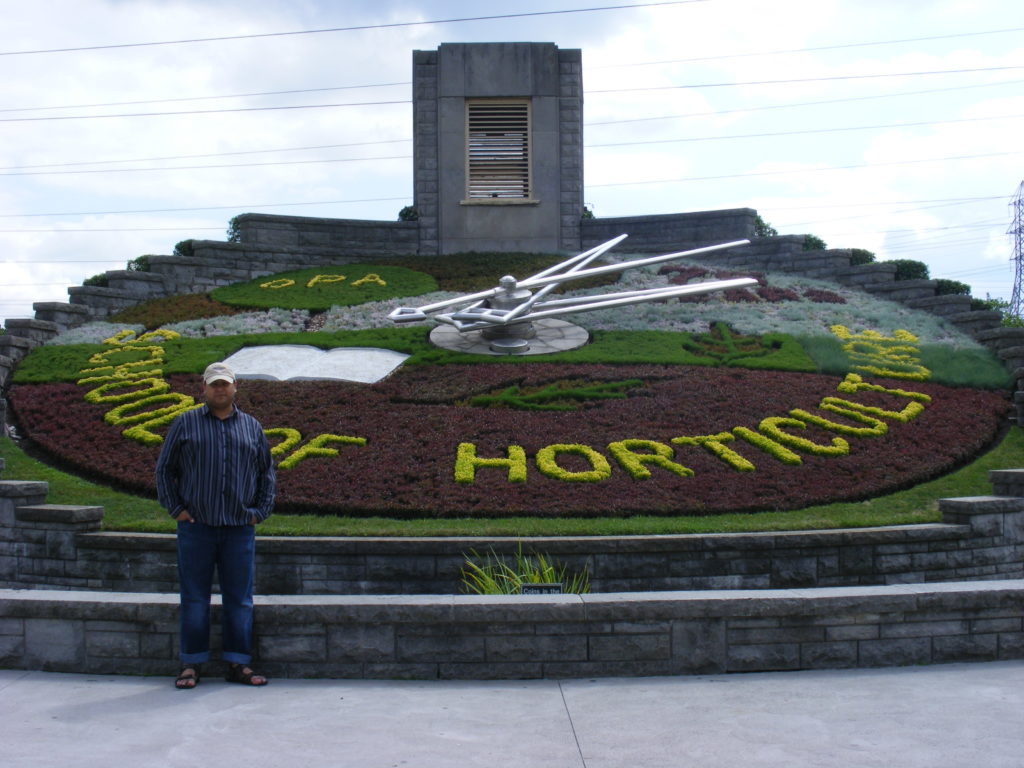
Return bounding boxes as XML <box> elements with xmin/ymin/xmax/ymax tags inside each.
<box><xmin>156</xmin><ymin>361</ymin><xmax>276</xmax><ymax>689</ymax></box>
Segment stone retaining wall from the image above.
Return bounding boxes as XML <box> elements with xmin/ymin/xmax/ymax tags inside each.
<box><xmin>232</xmin><ymin>214</ymin><xmax>418</xmax><ymax>254</ymax></box>
<box><xmin>2</xmin><ymin>476</ymin><xmax>1022</xmax><ymax>596</ymax></box>
<box><xmin>579</xmin><ymin>209</ymin><xmax>757</xmax><ymax>253</ymax></box>
<box><xmin>1</xmin><ymin>581</ymin><xmax>1021</xmax><ymax>678</ymax></box>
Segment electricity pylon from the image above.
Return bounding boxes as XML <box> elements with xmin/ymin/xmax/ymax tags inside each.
<box><xmin>1009</xmin><ymin>181</ymin><xmax>1024</xmax><ymax>319</ymax></box>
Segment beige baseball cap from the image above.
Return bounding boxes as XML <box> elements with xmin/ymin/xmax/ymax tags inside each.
<box><xmin>203</xmin><ymin>362</ymin><xmax>235</xmax><ymax>384</ymax></box>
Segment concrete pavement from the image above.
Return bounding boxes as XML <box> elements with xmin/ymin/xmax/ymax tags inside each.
<box><xmin>2</xmin><ymin>661</ymin><xmax>1023</xmax><ymax>768</ymax></box>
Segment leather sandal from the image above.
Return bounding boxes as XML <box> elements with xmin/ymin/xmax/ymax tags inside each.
<box><xmin>225</xmin><ymin>663</ymin><xmax>268</xmax><ymax>686</ymax></box>
<box><xmin>174</xmin><ymin>665</ymin><xmax>201</xmax><ymax>689</ymax></box>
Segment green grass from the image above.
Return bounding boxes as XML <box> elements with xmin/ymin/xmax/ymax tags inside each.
<box><xmin>210</xmin><ymin>264</ymin><xmax>438</xmax><ymax>311</ymax></box>
<box><xmin>20</xmin><ymin>326</ymin><xmax>1004</xmax><ymax>390</ymax></box>
<box><xmin>13</xmin><ymin>327</ymin><xmax>818</xmax><ymax>385</ymax></box>
<box><xmin>3</xmin><ymin>426</ymin><xmax>1021</xmax><ymax>536</ymax></box>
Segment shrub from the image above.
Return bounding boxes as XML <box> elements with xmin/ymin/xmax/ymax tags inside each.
<box><xmin>887</xmin><ymin>259</ymin><xmax>930</xmax><ymax>281</ymax></box>
<box><xmin>849</xmin><ymin>248</ymin><xmax>875</xmax><ymax>266</ymax></box>
<box><xmin>126</xmin><ymin>255</ymin><xmax>151</xmax><ymax>272</ymax></box>
<box><xmin>582</xmin><ymin>205</ymin><xmax>595</xmax><ymax>220</ymax></box>
<box><xmin>397</xmin><ymin>206</ymin><xmax>418</xmax><ymax>222</ymax></box>
<box><xmin>753</xmin><ymin>214</ymin><xmax>778</xmax><ymax>238</ymax></box>
<box><xmin>971</xmin><ymin>294</ymin><xmax>1024</xmax><ymax>327</ymax></box>
<box><xmin>803</xmin><ymin>234</ymin><xmax>827</xmax><ymax>251</ymax></box>
<box><xmin>82</xmin><ymin>273</ymin><xmax>109</xmax><ymax>287</ymax></box>
<box><xmin>173</xmin><ymin>240</ymin><xmax>194</xmax><ymax>259</ymax></box>
<box><xmin>971</xmin><ymin>294</ymin><xmax>1006</xmax><ymax>312</ymax></box>
<box><xmin>226</xmin><ymin>216</ymin><xmax>241</xmax><ymax>243</ymax></box>
<box><xmin>935</xmin><ymin>279</ymin><xmax>971</xmax><ymax>296</ymax></box>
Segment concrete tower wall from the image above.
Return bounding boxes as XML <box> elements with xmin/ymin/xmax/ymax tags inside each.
<box><xmin>414</xmin><ymin>43</ymin><xmax>583</xmax><ymax>255</ymax></box>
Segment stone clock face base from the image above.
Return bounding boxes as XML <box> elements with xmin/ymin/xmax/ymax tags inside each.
<box><xmin>429</xmin><ymin>318</ymin><xmax>590</xmax><ymax>356</ymax></box>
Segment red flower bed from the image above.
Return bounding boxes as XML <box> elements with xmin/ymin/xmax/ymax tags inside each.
<box><xmin>8</xmin><ymin>363</ymin><xmax>1010</xmax><ymax>518</ymax></box>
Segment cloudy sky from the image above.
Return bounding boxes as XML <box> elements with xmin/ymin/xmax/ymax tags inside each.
<box><xmin>2</xmin><ymin>0</ymin><xmax>1023</xmax><ymax>323</ymax></box>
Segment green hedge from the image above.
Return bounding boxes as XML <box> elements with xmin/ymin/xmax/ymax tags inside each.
<box><xmin>887</xmin><ymin>259</ymin><xmax>930</xmax><ymax>281</ymax></box>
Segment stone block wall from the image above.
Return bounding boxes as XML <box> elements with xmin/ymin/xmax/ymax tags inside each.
<box><xmin>580</xmin><ymin>208</ymin><xmax>758</xmax><ymax>254</ymax></box>
<box><xmin>232</xmin><ymin>214</ymin><xmax>418</xmax><ymax>254</ymax></box>
<box><xmin>1</xmin><ymin>581</ymin><xmax>1021</xmax><ymax>678</ymax></box>
<box><xmin>2</xmin><ymin>459</ymin><xmax>1024</xmax><ymax>679</ymax></box>
<box><xmin>1</xmin><ymin>474</ymin><xmax>1022</xmax><ymax>596</ymax></box>
<box><xmin>412</xmin><ymin>49</ymin><xmax>440</xmax><ymax>255</ymax></box>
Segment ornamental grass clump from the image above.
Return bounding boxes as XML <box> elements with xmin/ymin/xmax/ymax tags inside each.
<box><xmin>46</xmin><ymin>322</ymin><xmax>145</xmax><ymax>346</ymax></box>
<box><xmin>460</xmin><ymin>547</ymin><xmax>590</xmax><ymax>594</ymax></box>
<box><xmin>317</xmin><ymin>291</ymin><xmax>465</xmax><ymax>331</ymax></box>
<box><xmin>165</xmin><ymin>308</ymin><xmax>310</xmax><ymax>337</ymax></box>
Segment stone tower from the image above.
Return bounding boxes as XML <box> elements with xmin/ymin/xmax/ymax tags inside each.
<box><xmin>412</xmin><ymin>43</ymin><xmax>583</xmax><ymax>255</ymax></box>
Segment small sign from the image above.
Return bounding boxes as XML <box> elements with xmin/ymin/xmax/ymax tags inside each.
<box><xmin>520</xmin><ymin>583</ymin><xmax>563</xmax><ymax>595</ymax></box>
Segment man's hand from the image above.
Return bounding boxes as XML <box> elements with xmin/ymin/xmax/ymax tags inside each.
<box><xmin>175</xmin><ymin>510</ymin><xmax>194</xmax><ymax>523</ymax></box>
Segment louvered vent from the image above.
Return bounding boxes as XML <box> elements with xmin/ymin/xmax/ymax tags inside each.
<box><xmin>466</xmin><ymin>100</ymin><xmax>531</xmax><ymax>199</ymax></box>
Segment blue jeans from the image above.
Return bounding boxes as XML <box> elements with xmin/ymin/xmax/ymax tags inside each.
<box><xmin>176</xmin><ymin>520</ymin><xmax>256</xmax><ymax>665</ymax></box>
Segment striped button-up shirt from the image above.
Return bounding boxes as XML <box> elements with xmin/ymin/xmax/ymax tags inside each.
<box><xmin>155</xmin><ymin>404</ymin><xmax>276</xmax><ymax>526</ymax></box>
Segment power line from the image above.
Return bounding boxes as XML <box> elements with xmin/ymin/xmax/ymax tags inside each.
<box><xmin>761</xmin><ymin>196</ymin><xmax>1003</xmax><ymax>211</ymax></box>
<box><xmin>1</xmin><ymin>260</ymin><xmax>142</xmax><ymax>263</ymax></box>
<box><xmin>587</xmin><ymin>113</ymin><xmax>1024</xmax><ymax>150</ymax></box>
<box><xmin>6</xmin><ymin>113</ymin><xmax>1021</xmax><ymax>180</ymax></box>
<box><xmin>0</xmin><ymin>139</ymin><xmax>412</xmax><ymax>172</ymax></box>
<box><xmin>941</xmin><ymin>264</ymin><xmax>1011</xmax><ymax>278</ymax></box>
<box><xmin>7</xmin><ymin>25</ymin><xmax>1018</xmax><ymax>114</ymax></box>
<box><xmin>588</xmin><ymin>26</ymin><xmax>1024</xmax><ymax>69</ymax></box>
<box><xmin>0</xmin><ymin>197</ymin><xmax>410</xmax><ymax>218</ymax></box>
<box><xmin>5</xmin><ymin>64</ymin><xmax>1022</xmax><ymax>124</ymax></box>
<box><xmin>587</xmin><ymin>78</ymin><xmax>1024</xmax><ymax>127</ymax></box>
<box><xmin>8</xmin><ymin>79</ymin><xmax>1018</xmax><ymax>173</ymax></box>
<box><xmin>878</xmin><ymin>240</ymin><xmax>1000</xmax><ymax>254</ymax></box>
<box><xmin>0</xmin><ymin>99</ymin><xmax>409</xmax><ymax>123</ymax></box>
<box><xmin>4</xmin><ymin>20</ymin><xmax>1018</xmax><ymax>114</ymax></box>
<box><xmin>9</xmin><ymin>75</ymin><xmax>1013</xmax><ymax>171</ymax></box>
<box><xmin>884</xmin><ymin>220</ymin><xmax>1006</xmax><ymax>236</ymax></box>
<box><xmin>1</xmin><ymin>150</ymin><xmax>1013</xmax><ymax>220</ymax></box>
<box><xmin>0</xmin><ymin>228</ymin><xmax>223</xmax><ymax>233</ymax></box>
<box><xmin>8</xmin><ymin>74</ymin><xmax>1015</xmax><ymax>174</ymax></box>
<box><xmin>0</xmin><ymin>83</ymin><xmax>410</xmax><ymax>115</ymax></box>
<box><xmin>588</xmin><ymin>64</ymin><xmax>1024</xmax><ymax>94</ymax></box>
<box><xmin>0</xmin><ymin>154</ymin><xmax>413</xmax><ymax>177</ymax></box>
<box><xmin>782</xmin><ymin>220</ymin><xmax>1006</xmax><ymax>240</ymax></box>
<box><xmin>0</xmin><ymin>2</ymin><xmax>706</xmax><ymax>56</ymax></box>
<box><xmin>774</xmin><ymin>195</ymin><xmax>1017</xmax><ymax>228</ymax></box>
<box><xmin>588</xmin><ymin>149</ymin><xmax>1023</xmax><ymax>188</ymax></box>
